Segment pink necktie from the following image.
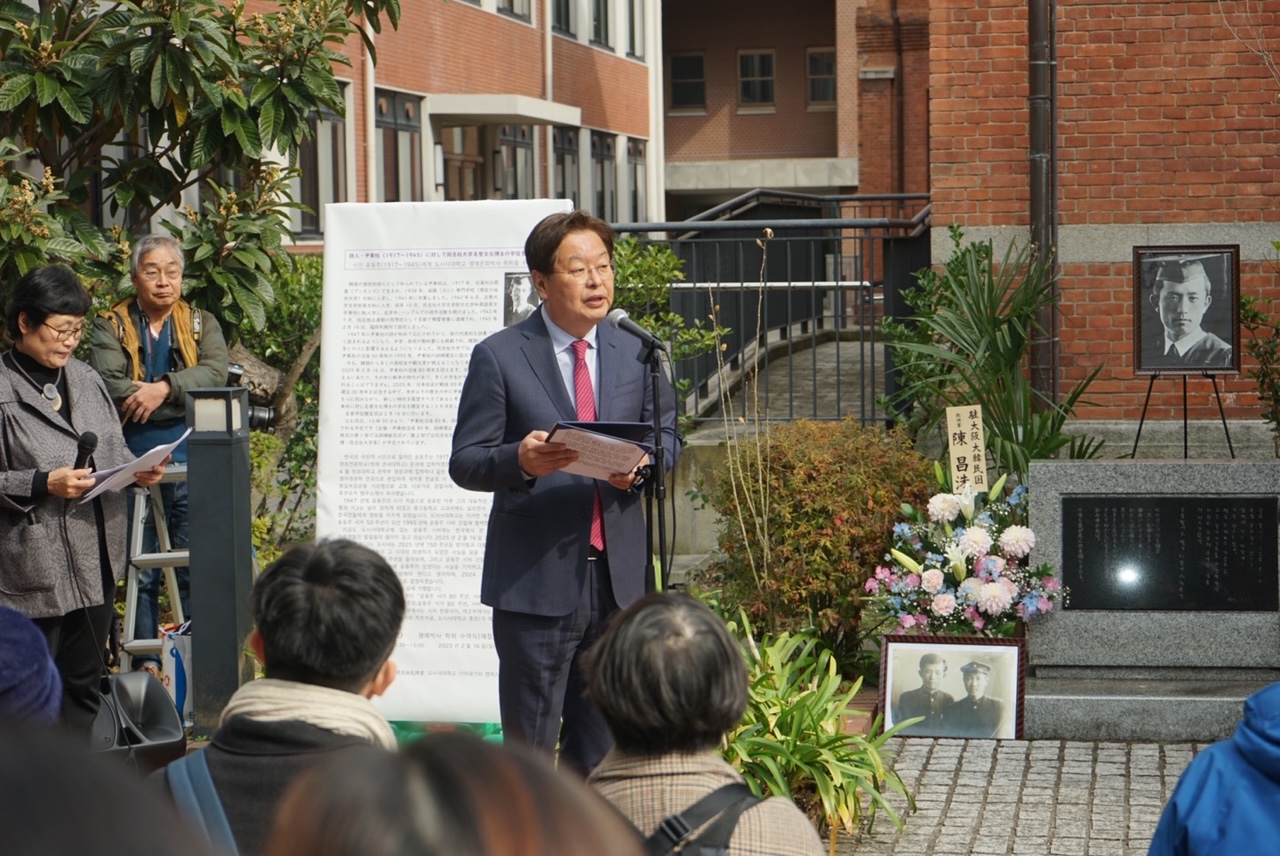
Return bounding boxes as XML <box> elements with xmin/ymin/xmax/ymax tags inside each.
<box><xmin>572</xmin><ymin>339</ymin><xmax>605</xmax><ymax>551</ymax></box>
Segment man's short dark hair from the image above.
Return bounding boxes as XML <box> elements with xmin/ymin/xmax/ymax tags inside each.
<box><xmin>524</xmin><ymin>210</ymin><xmax>615</xmax><ymax>275</ymax></box>
<box><xmin>586</xmin><ymin>592</ymin><xmax>747</xmax><ymax>754</ymax></box>
<box><xmin>250</xmin><ymin>539</ymin><xmax>405</xmax><ymax>693</ymax></box>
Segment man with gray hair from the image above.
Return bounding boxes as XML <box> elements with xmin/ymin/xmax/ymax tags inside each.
<box><xmin>88</xmin><ymin>234</ymin><xmax>228</xmax><ymax>674</ymax></box>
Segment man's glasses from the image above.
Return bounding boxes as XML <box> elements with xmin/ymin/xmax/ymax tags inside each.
<box><xmin>137</xmin><ymin>267</ymin><xmax>183</xmax><ymax>283</ymax></box>
<box><xmin>553</xmin><ymin>263</ymin><xmax>615</xmax><ymax>284</ymax></box>
<box><xmin>42</xmin><ymin>323</ymin><xmax>86</xmax><ymax>343</ymax></box>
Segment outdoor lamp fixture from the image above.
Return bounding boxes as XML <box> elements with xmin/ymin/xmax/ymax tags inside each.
<box><xmin>434</xmin><ymin>142</ymin><xmax>445</xmax><ymax>191</ymax></box>
<box><xmin>189</xmin><ymin>387</ymin><xmax>247</xmax><ymax>437</ymax></box>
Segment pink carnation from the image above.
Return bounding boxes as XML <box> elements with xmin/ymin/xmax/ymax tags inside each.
<box><xmin>864</xmin><ymin>577</ymin><xmax>879</xmax><ymax>594</ymax></box>
<box><xmin>931</xmin><ymin>593</ymin><xmax>957</xmax><ymax>616</ymax></box>
<box><xmin>1044</xmin><ymin>576</ymin><xmax>1061</xmax><ymax>592</ymax></box>
<box><xmin>875</xmin><ymin>566</ymin><xmax>892</xmax><ymax>581</ymax></box>
<box><xmin>921</xmin><ymin>569</ymin><xmax>945</xmax><ymax>594</ymax></box>
<box><xmin>899</xmin><ymin>614</ymin><xmax>917</xmax><ymax>630</ymax></box>
<box><xmin>905</xmin><ymin>573</ymin><xmax>921</xmax><ymax>589</ymax></box>
<box><xmin>999</xmin><ymin>577</ymin><xmax>1019</xmax><ymax>599</ymax></box>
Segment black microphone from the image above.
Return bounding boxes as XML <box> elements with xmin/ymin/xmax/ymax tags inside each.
<box><xmin>606</xmin><ymin>308</ymin><xmax>667</xmax><ymax>351</ymax></box>
<box><xmin>74</xmin><ymin>431</ymin><xmax>98</xmax><ymax>471</ymax></box>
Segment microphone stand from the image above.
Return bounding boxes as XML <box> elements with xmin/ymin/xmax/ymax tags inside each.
<box><xmin>635</xmin><ymin>340</ymin><xmax>669</xmax><ymax>592</ymax></box>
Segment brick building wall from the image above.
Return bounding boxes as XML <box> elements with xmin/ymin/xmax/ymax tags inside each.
<box><xmin>857</xmin><ymin>0</ymin><xmax>931</xmax><ymax>195</ymax></box>
<box><xmin>555</xmin><ymin>40</ymin><xmax>652</xmax><ymax>135</ymax></box>
<box><xmin>930</xmin><ymin>0</ymin><xmax>1280</xmax><ymax>422</ymax></box>
<box><xmin>663</xmin><ymin>0</ymin><xmax>839</xmax><ymax>161</ymax></box>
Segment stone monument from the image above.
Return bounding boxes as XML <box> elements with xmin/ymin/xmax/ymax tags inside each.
<box><xmin>1026</xmin><ymin>460</ymin><xmax>1280</xmax><ymax>741</ymax></box>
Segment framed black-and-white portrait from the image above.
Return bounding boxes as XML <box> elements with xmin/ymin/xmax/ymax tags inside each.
<box><xmin>504</xmin><ymin>271</ymin><xmax>540</xmax><ymax>327</ymax></box>
<box><xmin>1134</xmin><ymin>245</ymin><xmax>1240</xmax><ymax>376</ymax></box>
<box><xmin>879</xmin><ymin>635</ymin><xmax>1026</xmax><ymax>740</ymax></box>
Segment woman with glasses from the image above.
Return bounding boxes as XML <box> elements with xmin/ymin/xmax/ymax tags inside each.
<box><xmin>0</xmin><ymin>265</ymin><xmax>166</xmax><ymax>741</ymax></box>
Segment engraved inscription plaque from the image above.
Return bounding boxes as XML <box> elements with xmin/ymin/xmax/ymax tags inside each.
<box><xmin>1062</xmin><ymin>496</ymin><xmax>1279</xmax><ymax>611</ymax></box>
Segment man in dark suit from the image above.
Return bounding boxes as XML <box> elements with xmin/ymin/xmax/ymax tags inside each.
<box><xmin>449</xmin><ymin>210</ymin><xmax>680</xmax><ymax>776</ymax></box>
<box><xmin>945</xmin><ymin>659</ymin><xmax>1006</xmax><ymax>738</ymax></box>
<box><xmin>1145</xmin><ymin>257</ymin><xmax>1233</xmax><ymax>370</ymax></box>
<box><xmin>894</xmin><ymin>652</ymin><xmax>954</xmax><ymax>734</ymax></box>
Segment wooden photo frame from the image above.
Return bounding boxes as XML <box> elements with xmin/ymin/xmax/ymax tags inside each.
<box><xmin>1133</xmin><ymin>244</ymin><xmax>1240</xmax><ymax>376</ymax></box>
<box><xmin>879</xmin><ymin>635</ymin><xmax>1027</xmax><ymax>739</ymax></box>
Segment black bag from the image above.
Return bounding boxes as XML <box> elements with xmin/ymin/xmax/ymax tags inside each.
<box><xmin>642</xmin><ymin>783</ymin><xmax>761</xmax><ymax>856</ymax></box>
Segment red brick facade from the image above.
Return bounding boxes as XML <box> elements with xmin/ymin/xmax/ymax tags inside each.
<box><xmin>930</xmin><ymin>0</ymin><xmax>1280</xmax><ymax>421</ymax></box>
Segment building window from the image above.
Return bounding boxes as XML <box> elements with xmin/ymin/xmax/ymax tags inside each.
<box><xmin>627</xmin><ymin>0</ymin><xmax>644</xmax><ymax>58</ymax></box>
<box><xmin>297</xmin><ymin>104</ymin><xmax>347</xmax><ymax>236</ymax></box>
<box><xmin>552</xmin><ymin>0</ymin><xmax>572</xmax><ymax>34</ymax></box>
<box><xmin>592</xmin><ymin>0</ymin><xmax>610</xmax><ymax>47</ymax></box>
<box><xmin>739</xmin><ymin>51</ymin><xmax>775</xmax><ymax>106</ymax></box>
<box><xmin>442</xmin><ymin>126</ymin><xmax>483</xmax><ymax>202</ymax></box>
<box><xmin>807</xmin><ymin>48</ymin><xmax>836</xmax><ymax>105</ymax></box>
<box><xmin>591</xmin><ymin>131</ymin><xmax>616</xmax><ymax>222</ymax></box>
<box><xmin>627</xmin><ymin>139</ymin><xmax>646</xmax><ymax>222</ymax></box>
<box><xmin>553</xmin><ymin>127</ymin><xmax>579</xmax><ymax>206</ymax></box>
<box><xmin>498</xmin><ymin>0</ymin><xmax>530</xmax><ymax>20</ymax></box>
<box><xmin>498</xmin><ymin>124</ymin><xmax>534</xmax><ymax>200</ymax></box>
<box><xmin>670</xmin><ymin>54</ymin><xmax>705</xmax><ymax>110</ymax></box>
<box><xmin>375</xmin><ymin>90</ymin><xmax>423</xmax><ymax>202</ymax></box>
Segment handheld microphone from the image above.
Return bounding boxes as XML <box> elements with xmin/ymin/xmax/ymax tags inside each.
<box><xmin>74</xmin><ymin>431</ymin><xmax>98</xmax><ymax>471</ymax></box>
<box><xmin>606</xmin><ymin>309</ymin><xmax>667</xmax><ymax>352</ymax></box>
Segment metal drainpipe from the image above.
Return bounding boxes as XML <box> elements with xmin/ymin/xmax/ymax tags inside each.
<box><xmin>892</xmin><ymin>0</ymin><xmax>905</xmax><ymax>199</ymax></box>
<box><xmin>1029</xmin><ymin>0</ymin><xmax>1059</xmax><ymax>406</ymax></box>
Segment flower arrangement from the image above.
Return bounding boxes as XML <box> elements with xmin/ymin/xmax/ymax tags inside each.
<box><xmin>864</xmin><ymin>473</ymin><xmax>1066</xmax><ymax>637</ymax></box>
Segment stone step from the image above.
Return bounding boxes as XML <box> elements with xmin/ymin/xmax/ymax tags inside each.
<box><xmin>1024</xmin><ymin>677</ymin><xmax>1268</xmax><ymax>742</ymax></box>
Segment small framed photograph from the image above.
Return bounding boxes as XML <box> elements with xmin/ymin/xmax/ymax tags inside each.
<box><xmin>1133</xmin><ymin>245</ymin><xmax>1240</xmax><ymax>375</ymax></box>
<box><xmin>879</xmin><ymin>635</ymin><xmax>1027</xmax><ymax>739</ymax></box>
<box><xmin>504</xmin><ymin>271</ymin><xmax>540</xmax><ymax>326</ymax></box>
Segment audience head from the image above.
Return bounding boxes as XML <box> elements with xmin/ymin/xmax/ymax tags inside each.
<box><xmin>0</xmin><ymin>721</ymin><xmax>219</xmax><ymax>856</ymax></box>
<box><xmin>264</xmin><ymin>732</ymin><xmax>644</xmax><ymax>856</ymax></box>
<box><xmin>586</xmin><ymin>591</ymin><xmax>748</xmax><ymax>755</ymax></box>
<box><xmin>0</xmin><ymin>606</ymin><xmax>60</xmax><ymax>725</ymax></box>
<box><xmin>250</xmin><ymin>538</ymin><xmax>405</xmax><ymax>694</ymax></box>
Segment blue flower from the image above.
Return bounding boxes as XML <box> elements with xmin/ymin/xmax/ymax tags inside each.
<box><xmin>976</xmin><ymin>512</ymin><xmax>994</xmax><ymax>527</ymax></box>
<box><xmin>893</xmin><ymin>522</ymin><xmax>912</xmax><ymax>538</ymax></box>
<box><xmin>1009</xmin><ymin>485</ymin><xmax>1027</xmax><ymax>506</ymax></box>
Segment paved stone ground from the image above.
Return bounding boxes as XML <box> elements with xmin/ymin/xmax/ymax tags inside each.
<box><xmin>836</xmin><ymin>738</ymin><xmax>1204</xmax><ymax>856</ymax></box>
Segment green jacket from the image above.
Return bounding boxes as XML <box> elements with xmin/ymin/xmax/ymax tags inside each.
<box><xmin>88</xmin><ymin>298</ymin><xmax>229</xmax><ymax>424</ymax></box>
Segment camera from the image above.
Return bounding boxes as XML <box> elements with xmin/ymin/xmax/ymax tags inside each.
<box><xmin>226</xmin><ymin>363</ymin><xmax>278</xmax><ymax>432</ymax></box>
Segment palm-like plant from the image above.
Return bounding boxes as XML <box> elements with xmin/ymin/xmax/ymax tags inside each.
<box><xmin>722</xmin><ymin>618</ymin><xmax>916</xmax><ymax>842</ymax></box>
<box><xmin>883</xmin><ymin>227</ymin><xmax>1103</xmax><ymax>482</ymax></box>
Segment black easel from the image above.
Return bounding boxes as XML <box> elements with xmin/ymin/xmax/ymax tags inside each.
<box><xmin>1131</xmin><ymin>372</ymin><xmax>1235</xmax><ymax>459</ymax></box>
<box><xmin>635</xmin><ymin>341</ymin><xmax>670</xmax><ymax>591</ymax></box>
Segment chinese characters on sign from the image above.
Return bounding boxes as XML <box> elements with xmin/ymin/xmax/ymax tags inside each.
<box><xmin>945</xmin><ymin>405</ymin><xmax>988</xmax><ymax>493</ymax></box>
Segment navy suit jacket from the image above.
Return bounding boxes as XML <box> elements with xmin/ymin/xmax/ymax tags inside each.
<box><xmin>449</xmin><ymin>308</ymin><xmax>681</xmax><ymax>617</ymax></box>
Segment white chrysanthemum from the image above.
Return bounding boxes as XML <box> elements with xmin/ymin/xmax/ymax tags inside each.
<box><xmin>999</xmin><ymin>525</ymin><xmax>1036</xmax><ymax>558</ymax></box>
<box><xmin>921</xmin><ymin>569</ymin><xmax>945</xmax><ymax>594</ymax></box>
<box><xmin>957</xmin><ymin>577</ymin><xmax>982</xmax><ymax>601</ymax></box>
<box><xmin>931</xmin><ymin>593</ymin><xmax>957</xmax><ymax>616</ymax></box>
<box><xmin>999</xmin><ymin>577</ymin><xmax>1019</xmax><ymax>599</ymax></box>
<box><xmin>958</xmin><ymin>526</ymin><xmax>994</xmax><ymax>559</ymax></box>
<box><xmin>976</xmin><ymin>581</ymin><xmax>1014</xmax><ymax>615</ymax></box>
<box><xmin>927</xmin><ymin>493</ymin><xmax>961</xmax><ymax>522</ymax></box>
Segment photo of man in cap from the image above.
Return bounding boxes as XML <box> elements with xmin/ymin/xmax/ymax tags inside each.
<box><xmin>894</xmin><ymin>652</ymin><xmax>955</xmax><ymax>735</ymax></box>
<box><xmin>945</xmin><ymin>659</ymin><xmax>1006</xmax><ymax>738</ymax></box>
<box><xmin>1142</xmin><ymin>254</ymin><xmax>1234</xmax><ymax>370</ymax></box>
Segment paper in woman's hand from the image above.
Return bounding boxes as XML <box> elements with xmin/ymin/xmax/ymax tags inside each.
<box><xmin>79</xmin><ymin>427</ymin><xmax>193</xmax><ymax>503</ymax></box>
<box><xmin>546</xmin><ymin>421</ymin><xmax>651</xmax><ymax>481</ymax></box>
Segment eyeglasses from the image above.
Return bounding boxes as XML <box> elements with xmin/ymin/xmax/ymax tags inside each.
<box><xmin>553</xmin><ymin>263</ymin><xmax>615</xmax><ymax>284</ymax></box>
<box><xmin>42</xmin><ymin>323</ymin><xmax>86</xmax><ymax>343</ymax></box>
<box><xmin>137</xmin><ymin>267</ymin><xmax>183</xmax><ymax>283</ymax></box>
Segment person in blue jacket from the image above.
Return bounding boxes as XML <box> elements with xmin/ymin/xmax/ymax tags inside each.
<box><xmin>1148</xmin><ymin>682</ymin><xmax>1280</xmax><ymax>855</ymax></box>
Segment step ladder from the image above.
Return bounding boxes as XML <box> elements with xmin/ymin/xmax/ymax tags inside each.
<box><xmin>121</xmin><ymin>462</ymin><xmax>189</xmax><ymax>669</ymax></box>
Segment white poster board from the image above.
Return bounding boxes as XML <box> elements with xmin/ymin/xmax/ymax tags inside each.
<box><xmin>316</xmin><ymin>199</ymin><xmax>572</xmax><ymax>723</ymax></box>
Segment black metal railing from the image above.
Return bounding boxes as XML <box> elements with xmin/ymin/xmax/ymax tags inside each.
<box><xmin>614</xmin><ymin>193</ymin><xmax>930</xmax><ymax>427</ymax></box>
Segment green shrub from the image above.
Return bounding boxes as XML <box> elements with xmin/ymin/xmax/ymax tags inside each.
<box><xmin>1241</xmin><ymin>285</ymin><xmax>1280</xmax><ymax>458</ymax></box>
<box><xmin>722</xmin><ymin>617</ymin><xmax>915</xmax><ymax>837</ymax></box>
<box><xmin>697</xmin><ymin>419</ymin><xmax>934</xmax><ymax>678</ymax></box>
